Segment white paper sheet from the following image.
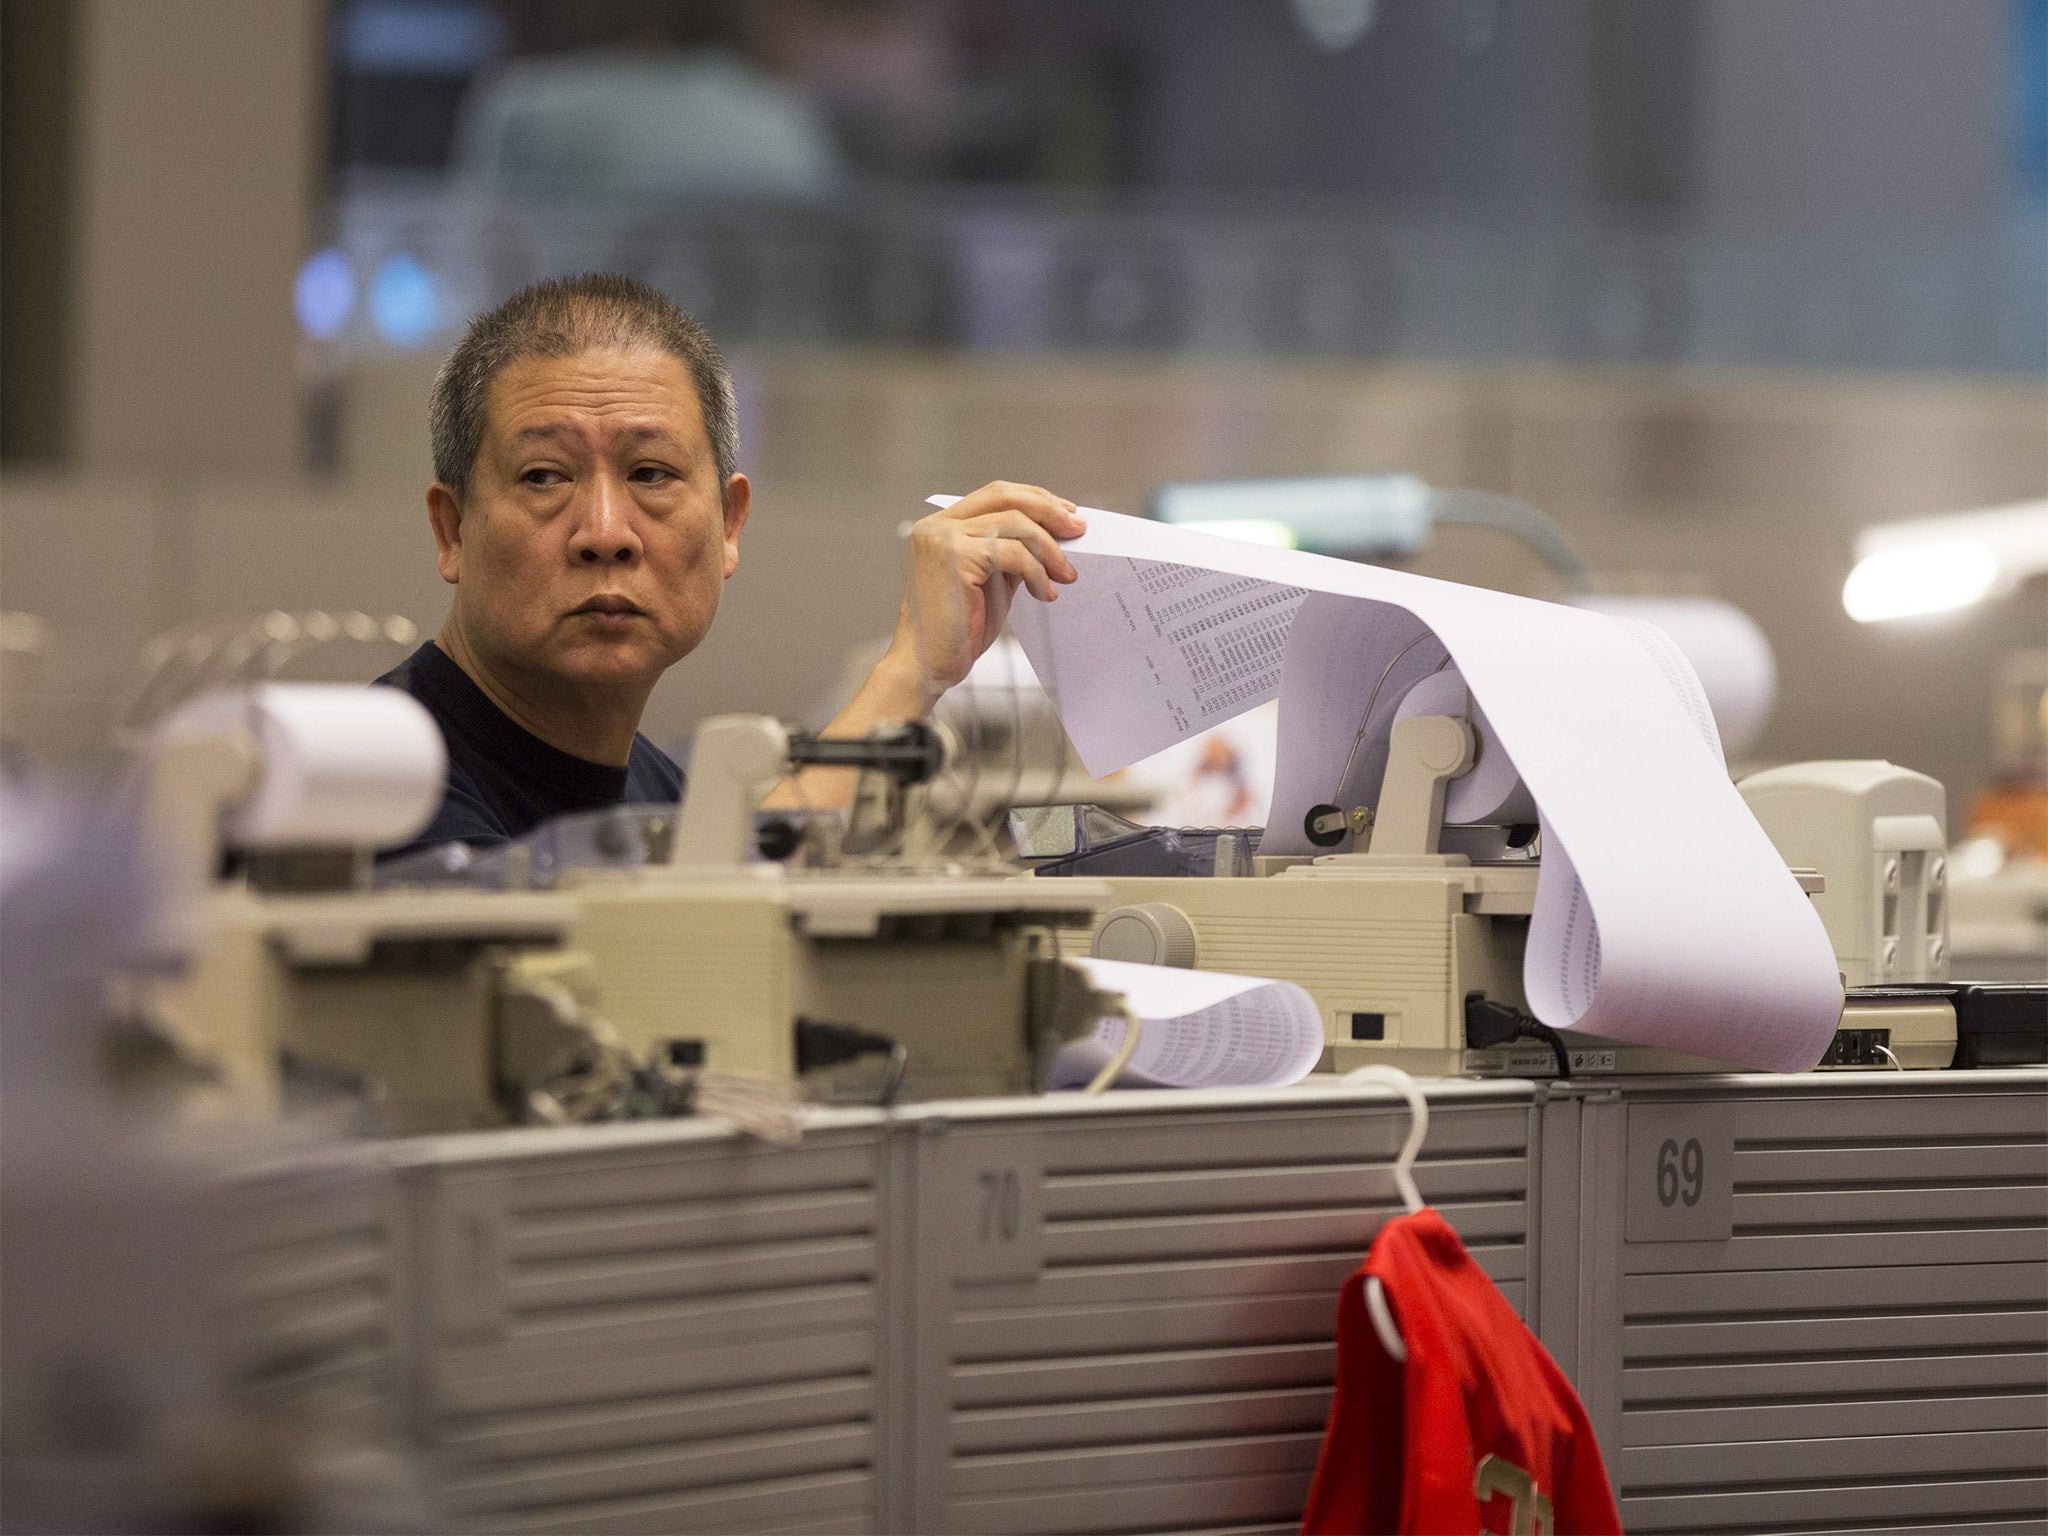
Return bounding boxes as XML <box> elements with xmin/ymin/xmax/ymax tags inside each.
<box><xmin>976</xmin><ymin>501</ymin><xmax>1842</xmax><ymax>1071</ymax></box>
<box><xmin>1053</xmin><ymin>956</ymin><xmax>1326</xmax><ymax>1089</ymax></box>
<box><xmin>1574</xmin><ymin>594</ymin><xmax>1776</xmax><ymax>757</ymax></box>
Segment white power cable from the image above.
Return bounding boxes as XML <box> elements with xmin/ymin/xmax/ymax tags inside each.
<box><xmin>1080</xmin><ymin>997</ymin><xmax>1143</xmax><ymax>1096</ymax></box>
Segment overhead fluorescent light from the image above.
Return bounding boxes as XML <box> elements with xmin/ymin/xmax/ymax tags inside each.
<box><xmin>1843</xmin><ymin>501</ymin><xmax>2048</xmax><ymax>624</ymax></box>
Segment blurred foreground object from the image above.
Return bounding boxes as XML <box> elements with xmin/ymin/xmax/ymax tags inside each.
<box><xmin>1842</xmin><ymin>499</ymin><xmax>2048</xmax><ymax>623</ymax></box>
<box><xmin>0</xmin><ymin>610</ymin><xmax>48</xmax><ymax>781</ymax></box>
<box><xmin>0</xmin><ymin>786</ymin><xmax>435</xmax><ymax>1532</ymax></box>
<box><xmin>141</xmin><ymin>685</ymin><xmax>445</xmax><ymax>966</ymax></box>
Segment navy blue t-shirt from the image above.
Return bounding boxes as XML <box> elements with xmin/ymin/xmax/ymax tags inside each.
<box><xmin>375</xmin><ymin>641</ymin><xmax>683</xmax><ymax>856</ymax></box>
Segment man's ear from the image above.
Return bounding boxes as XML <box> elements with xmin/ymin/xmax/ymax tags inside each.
<box><xmin>427</xmin><ymin>483</ymin><xmax>464</xmax><ymax>585</ymax></box>
<box><xmin>720</xmin><ymin>473</ymin><xmax>752</xmax><ymax>580</ymax></box>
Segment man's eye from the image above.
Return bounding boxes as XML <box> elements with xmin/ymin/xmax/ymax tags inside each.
<box><xmin>522</xmin><ymin>468</ymin><xmax>564</xmax><ymax>486</ymax></box>
<box><xmin>629</xmin><ymin>465</ymin><xmax>676</xmax><ymax>485</ymax></box>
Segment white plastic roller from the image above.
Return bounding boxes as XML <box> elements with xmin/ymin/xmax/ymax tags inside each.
<box><xmin>139</xmin><ymin>684</ymin><xmax>446</xmax><ymax>967</ymax></box>
<box><xmin>156</xmin><ymin>684</ymin><xmax>447</xmax><ymax>850</ymax></box>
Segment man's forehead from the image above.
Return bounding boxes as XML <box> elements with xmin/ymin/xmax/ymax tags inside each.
<box><xmin>484</xmin><ymin>347</ymin><xmax>704</xmax><ymax>444</ymax></box>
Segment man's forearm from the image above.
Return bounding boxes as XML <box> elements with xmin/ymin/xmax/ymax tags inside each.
<box><xmin>758</xmin><ymin>481</ymin><xmax>1078</xmax><ymax>815</ymax></box>
<box><xmin>760</xmin><ymin>646</ymin><xmax>933</xmax><ymax>811</ymax></box>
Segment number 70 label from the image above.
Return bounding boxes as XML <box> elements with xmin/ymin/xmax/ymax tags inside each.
<box><xmin>947</xmin><ymin>1132</ymin><xmax>1045</xmax><ymax>1281</ymax></box>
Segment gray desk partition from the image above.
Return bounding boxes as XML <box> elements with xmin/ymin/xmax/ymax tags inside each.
<box><xmin>377</xmin><ymin>1084</ymin><xmax>1537</xmax><ymax>1534</ymax></box>
<box><xmin>388</xmin><ymin>1112</ymin><xmax>895</xmax><ymax>1535</ymax></box>
<box><xmin>893</xmin><ymin>1080</ymin><xmax>1541</xmax><ymax>1535</ymax></box>
<box><xmin>220</xmin><ymin>1144</ymin><xmax>415</xmax><ymax>1441</ymax></box>
<box><xmin>1542</xmin><ymin>1069</ymin><xmax>2048</xmax><ymax>1535</ymax></box>
<box><xmin>294</xmin><ymin>1068</ymin><xmax>2046</xmax><ymax>1534</ymax></box>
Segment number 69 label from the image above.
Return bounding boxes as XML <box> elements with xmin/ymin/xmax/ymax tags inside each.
<box><xmin>1657</xmin><ymin>1137</ymin><xmax>1705</xmax><ymax>1207</ymax></box>
<box><xmin>1625</xmin><ymin>1105</ymin><xmax>1733</xmax><ymax>1243</ymax></box>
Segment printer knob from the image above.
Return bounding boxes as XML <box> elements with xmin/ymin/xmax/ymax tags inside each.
<box><xmin>1094</xmin><ymin>903</ymin><xmax>1198</xmax><ymax>968</ymax></box>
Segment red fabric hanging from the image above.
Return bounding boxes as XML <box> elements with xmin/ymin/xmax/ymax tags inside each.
<box><xmin>1301</xmin><ymin>1208</ymin><xmax>1622</xmax><ymax>1535</ymax></box>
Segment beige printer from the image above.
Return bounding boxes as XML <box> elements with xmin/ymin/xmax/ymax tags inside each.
<box><xmin>137</xmin><ymin>692</ymin><xmax>1110</xmax><ymax>1132</ymax></box>
<box><xmin>1025</xmin><ymin>708</ymin><xmax>1957</xmax><ymax>1075</ymax></box>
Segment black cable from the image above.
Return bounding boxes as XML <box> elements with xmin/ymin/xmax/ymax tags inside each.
<box><xmin>794</xmin><ymin>1018</ymin><xmax>908</xmax><ymax>1105</ymax></box>
<box><xmin>1463</xmin><ymin>994</ymin><xmax>1572</xmax><ymax>1080</ymax></box>
<box><xmin>1524</xmin><ymin>1021</ymin><xmax>1573</xmax><ymax>1081</ymax></box>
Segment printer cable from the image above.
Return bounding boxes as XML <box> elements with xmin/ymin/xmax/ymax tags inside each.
<box><xmin>1463</xmin><ymin>995</ymin><xmax>1573</xmax><ymax>1080</ymax></box>
<box><xmin>794</xmin><ymin>1019</ymin><xmax>910</xmax><ymax>1106</ymax></box>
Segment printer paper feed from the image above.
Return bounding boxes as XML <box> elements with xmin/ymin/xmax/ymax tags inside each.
<box><xmin>992</xmin><ymin>503</ymin><xmax>1843</xmax><ymax>1071</ymax></box>
<box><xmin>1020</xmin><ymin>558</ymin><xmax>1306</xmax><ymax>767</ymax></box>
<box><xmin>1262</xmin><ymin>594</ymin><xmax>1454</xmax><ymax>849</ymax></box>
<box><xmin>1054</xmin><ymin>957</ymin><xmax>1326</xmax><ymax>1090</ymax></box>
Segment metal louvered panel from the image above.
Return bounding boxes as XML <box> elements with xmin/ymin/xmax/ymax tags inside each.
<box><xmin>1570</xmin><ymin>1070</ymin><xmax>2048</xmax><ymax>1536</ymax></box>
<box><xmin>221</xmin><ymin>1147</ymin><xmax>409</xmax><ymax>1435</ymax></box>
<box><xmin>398</xmin><ymin>1114</ymin><xmax>892</xmax><ymax>1535</ymax></box>
<box><xmin>903</xmin><ymin>1082</ymin><xmax>1540</xmax><ymax>1535</ymax></box>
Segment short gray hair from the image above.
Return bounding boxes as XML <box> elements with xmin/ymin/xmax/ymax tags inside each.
<box><xmin>429</xmin><ymin>273</ymin><xmax>739</xmax><ymax>492</ymax></box>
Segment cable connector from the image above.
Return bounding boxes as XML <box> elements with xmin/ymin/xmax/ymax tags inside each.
<box><xmin>793</xmin><ymin>1018</ymin><xmax>908</xmax><ymax>1105</ymax></box>
<box><xmin>1463</xmin><ymin>993</ymin><xmax>1572</xmax><ymax>1079</ymax></box>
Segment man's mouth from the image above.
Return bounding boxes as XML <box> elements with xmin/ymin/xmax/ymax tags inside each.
<box><xmin>572</xmin><ymin>596</ymin><xmax>645</xmax><ymax>618</ymax></box>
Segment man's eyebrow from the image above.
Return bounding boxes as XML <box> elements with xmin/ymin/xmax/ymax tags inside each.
<box><xmin>615</xmin><ymin>423</ymin><xmax>690</xmax><ymax>449</ymax></box>
<box><xmin>505</xmin><ymin>422</ymin><xmax>690</xmax><ymax>449</ymax></box>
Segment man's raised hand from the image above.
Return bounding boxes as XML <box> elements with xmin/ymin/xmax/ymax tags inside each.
<box><xmin>884</xmin><ymin>481</ymin><xmax>1086</xmax><ymax>713</ymax></box>
<box><xmin>764</xmin><ymin>481</ymin><xmax>1086</xmax><ymax>811</ymax></box>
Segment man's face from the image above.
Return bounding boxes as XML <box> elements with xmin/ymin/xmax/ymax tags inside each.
<box><xmin>428</xmin><ymin>346</ymin><xmax>749</xmax><ymax>696</ymax></box>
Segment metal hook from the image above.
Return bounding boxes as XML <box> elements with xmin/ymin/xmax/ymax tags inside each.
<box><xmin>1343</xmin><ymin>1064</ymin><xmax>1430</xmax><ymax>1364</ymax></box>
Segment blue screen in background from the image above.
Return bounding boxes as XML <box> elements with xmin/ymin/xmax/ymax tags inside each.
<box><xmin>2018</xmin><ymin>0</ymin><xmax>2048</xmax><ymax>197</ymax></box>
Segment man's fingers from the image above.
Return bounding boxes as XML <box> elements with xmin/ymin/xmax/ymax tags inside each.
<box><xmin>986</xmin><ymin>570</ymin><xmax>1021</xmax><ymax>638</ymax></box>
<box><xmin>941</xmin><ymin>480</ymin><xmax>1067</xmax><ymax>517</ymax></box>
<box><xmin>955</xmin><ymin>510</ymin><xmax>1078</xmax><ymax>582</ymax></box>
<box><xmin>938</xmin><ymin>481</ymin><xmax>1085</xmax><ymax>539</ymax></box>
<box><xmin>985</xmin><ymin>537</ymin><xmax>1058</xmax><ymax>603</ymax></box>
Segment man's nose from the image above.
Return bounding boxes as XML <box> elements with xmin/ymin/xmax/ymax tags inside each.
<box><xmin>567</xmin><ymin>476</ymin><xmax>643</xmax><ymax>565</ymax></box>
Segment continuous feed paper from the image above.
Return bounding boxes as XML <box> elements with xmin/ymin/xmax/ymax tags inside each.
<box><xmin>950</xmin><ymin>499</ymin><xmax>1842</xmax><ymax>1071</ymax></box>
<box><xmin>1052</xmin><ymin>957</ymin><xmax>1325</xmax><ymax>1090</ymax></box>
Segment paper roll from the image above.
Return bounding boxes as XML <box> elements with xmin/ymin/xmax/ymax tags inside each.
<box><xmin>1572</xmin><ymin>596</ymin><xmax>1777</xmax><ymax>759</ymax></box>
<box><xmin>163</xmin><ymin>684</ymin><xmax>446</xmax><ymax>848</ymax></box>
<box><xmin>1390</xmin><ymin>668</ymin><xmax>1537</xmax><ymax>827</ymax></box>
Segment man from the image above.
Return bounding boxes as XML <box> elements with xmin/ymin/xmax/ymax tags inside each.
<box><xmin>379</xmin><ymin>272</ymin><xmax>1083</xmax><ymax>854</ymax></box>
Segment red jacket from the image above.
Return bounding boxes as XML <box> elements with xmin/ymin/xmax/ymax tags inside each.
<box><xmin>1301</xmin><ymin>1208</ymin><xmax>1622</xmax><ymax>1535</ymax></box>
